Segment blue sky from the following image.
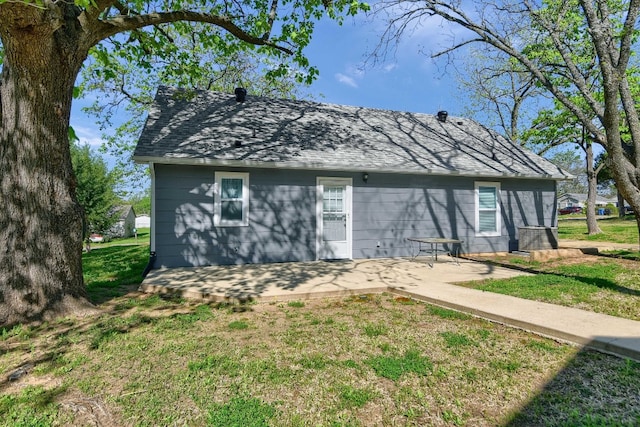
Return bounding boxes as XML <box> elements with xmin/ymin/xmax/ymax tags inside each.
<box><xmin>303</xmin><ymin>14</ymin><xmax>468</xmax><ymax>114</ymax></box>
<box><xmin>69</xmin><ymin>11</ymin><xmax>471</xmax><ymax>174</ymax></box>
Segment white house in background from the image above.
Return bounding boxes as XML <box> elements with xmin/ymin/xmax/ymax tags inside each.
<box><xmin>557</xmin><ymin>193</ymin><xmax>617</xmax><ymax>209</ymax></box>
<box><xmin>135</xmin><ymin>214</ymin><xmax>151</xmax><ymax>228</ymax></box>
<box><xmin>109</xmin><ymin>205</ymin><xmax>136</xmax><ymax>238</ymax></box>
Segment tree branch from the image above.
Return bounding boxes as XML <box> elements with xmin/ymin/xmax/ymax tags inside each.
<box><xmin>90</xmin><ymin>10</ymin><xmax>293</xmax><ymax>55</ymax></box>
<box><xmin>616</xmin><ymin>0</ymin><xmax>640</xmax><ymax>70</ymax></box>
<box><xmin>265</xmin><ymin>0</ymin><xmax>278</xmax><ymax>40</ymax></box>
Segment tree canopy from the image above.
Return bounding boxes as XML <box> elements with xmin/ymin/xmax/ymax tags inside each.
<box><xmin>79</xmin><ymin>31</ymin><xmax>314</xmax><ymax>187</ymax></box>
<box><xmin>0</xmin><ymin>0</ymin><xmax>368</xmax><ymax>325</ymax></box>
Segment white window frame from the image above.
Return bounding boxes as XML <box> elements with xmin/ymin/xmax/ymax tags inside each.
<box><xmin>214</xmin><ymin>172</ymin><xmax>249</xmax><ymax>227</ymax></box>
<box><xmin>475</xmin><ymin>181</ymin><xmax>501</xmax><ymax>237</ymax></box>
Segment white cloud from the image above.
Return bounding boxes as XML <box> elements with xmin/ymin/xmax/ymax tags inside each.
<box><xmin>383</xmin><ymin>63</ymin><xmax>398</xmax><ymax>73</ymax></box>
<box><xmin>71</xmin><ymin>124</ymin><xmax>105</xmax><ymax>148</ymax></box>
<box><xmin>347</xmin><ymin>64</ymin><xmax>366</xmax><ymax>78</ymax></box>
<box><xmin>335</xmin><ymin>73</ymin><xmax>359</xmax><ymax>88</ymax></box>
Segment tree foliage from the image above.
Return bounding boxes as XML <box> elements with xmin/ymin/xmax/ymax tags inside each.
<box><xmin>547</xmin><ymin>149</ymin><xmax>587</xmax><ymax>194</ymax></box>
<box><xmin>71</xmin><ymin>143</ymin><xmax>119</xmax><ymax>235</ymax></box>
<box><xmin>0</xmin><ymin>0</ymin><xmax>368</xmax><ymax>325</ymax></box>
<box><xmin>457</xmin><ymin>48</ymin><xmax>548</xmax><ymax>148</ymax></box>
<box><xmin>127</xmin><ymin>190</ymin><xmax>151</xmax><ymax>216</ymax></box>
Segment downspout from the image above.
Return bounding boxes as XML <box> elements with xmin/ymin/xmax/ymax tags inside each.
<box><xmin>142</xmin><ymin>162</ymin><xmax>157</xmax><ymax>278</ymax></box>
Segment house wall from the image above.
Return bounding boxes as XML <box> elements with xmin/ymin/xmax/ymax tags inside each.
<box><xmin>135</xmin><ymin>215</ymin><xmax>151</xmax><ymax>228</ymax></box>
<box><xmin>153</xmin><ymin>164</ymin><xmax>557</xmax><ymax>268</ymax></box>
<box><xmin>123</xmin><ymin>210</ymin><xmax>136</xmax><ymax>237</ymax></box>
<box><xmin>108</xmin><ymin>208</ymin><xmax>136</xmax><ymax>238</ymax></box>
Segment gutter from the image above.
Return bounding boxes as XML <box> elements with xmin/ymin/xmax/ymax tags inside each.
<box><xmin>132</xmin><ymin>155</ymin><xmax>573</xmax><ymax>181</ymax></box>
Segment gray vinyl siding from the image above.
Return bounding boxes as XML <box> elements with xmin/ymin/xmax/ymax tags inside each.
<box><xmin>353</xmin><ymin>175</ymin><xmax>556</xmax><ymax>257</ymax></box>
<box><xmin>154</xmin><ymin>164</ymin><xmax>319</xmax><ymax>267</ymax></box>
<box><xmin>153</xmin><ymin>164</ymin><xmax>557</xmax><ymax>267</ymax></box>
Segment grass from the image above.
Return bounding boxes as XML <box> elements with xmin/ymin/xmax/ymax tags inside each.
<box><xmin>2</xmin><ymin>290</ymin><xmax>636</xmax><ymax>426</ymax></box>
<box><xmin>82</xmin><ymin>245</ymin><xmax>149</xmax><ymax>303</ymax></box>
<box><xmin>364</xmin><ymin>349</ymin><xmax>433</xmax><ymax>381</ymax></box>
<box><xmin>208</xmin><ymin>396</ymin><xmax>276</xmax><ymax>427</ymax></box>
<box><xmin>558</xmin><ymin>216</ymin><xmax>639</xmax><ymax>244</ymax></box>
<box><xmin>463</xmin><ymin>255</ymin><xmax>640</xmax><ymax>321</ymax></box>
<box><xmin>454</xmin><ymin>217</ymin><xmax>640</xmax><ymax>320</ymax></box>
<box><xmin>1</xmin><ymin>241</ymin><xmax>640</xmax><ymax>425</ymax></box>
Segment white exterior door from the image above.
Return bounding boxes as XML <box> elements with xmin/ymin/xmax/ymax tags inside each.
<box><xmin>316</xmin><ymin>177</ymin><xmax>352</xmax><ymax>260</ymax></box>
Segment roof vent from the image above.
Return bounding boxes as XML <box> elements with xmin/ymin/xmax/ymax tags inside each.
<box><xmin>437</xmin><ymin>111</ymin><xmax>448</xmax><ymax>122</ymax></box>
<box><xmin>234</xmin><ymin>87</ymin><xmax>247</xmax><ymax>102</ymax></box>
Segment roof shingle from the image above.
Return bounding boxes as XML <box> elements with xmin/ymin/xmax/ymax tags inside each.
<box><xmin>133</xmin><ymin>86</ymin><xmax>570</xmax><ymax>180</ymax></box>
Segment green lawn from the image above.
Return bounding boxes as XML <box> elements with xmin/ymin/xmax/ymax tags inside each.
<box><xmin>455</xmin><ymin>216</ymin><xmax>640</xmax><ymax>321</ymax></box>
<box><xmin>461</xmin><ymin>256</ymin><xmax>640</xmax><ymax>321</ymax></box>
<box><xmin>558</xmin><ymin>216</ymin><xmax>639</xmax><ymax>244</ymax></box>
<box><xmin>2</xmin><ymin>245</ymin><xmax>639</xmax><ymax>425</ymax></box>
<box><xmin>82</xmin><ymin>245</ymin><xmax>149</xmax><ymax>303</ymax></box>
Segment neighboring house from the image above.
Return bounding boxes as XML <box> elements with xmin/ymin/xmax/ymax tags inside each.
<box><xmin>109</xmin><ymin>205</ymin><xmax>136</xmax><ymax>238</ymax></box>
<box><xmin>133</xmin><ymin>86</ymin><xmax>572</xmax><ymax>268</ymax></box>
<box><xmin>557</xmin><ymin>193</ymin><xmax>617</xmax><ymax>209</ymax></box>
<box><xmin>135</xmin><ymin>214</ymin><xmax>151</xmax><ymax>229</ymax></box>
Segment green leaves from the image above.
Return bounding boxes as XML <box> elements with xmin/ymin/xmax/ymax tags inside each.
<box><xmin>71</xmin><ymin>143</ymin><xmax>120</xmax><ymax>235</ymax></box>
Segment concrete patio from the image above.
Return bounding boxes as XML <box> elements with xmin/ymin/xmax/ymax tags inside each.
<box><xmin>140</xmin><ymin>256</ymin><xmax>527</xmax><ymax>302</ymax></box>
<box><xmin>140</xmin><ymin>255</ymin><xmax>640</xmax><ymax>362</ymax></box>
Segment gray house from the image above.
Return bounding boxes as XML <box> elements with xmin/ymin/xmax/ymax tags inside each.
<box><xmin>109</xmin><ymin>205</ymin><xmax>136</xmax><ymax>238</ymax></box>
<box><xmin>557</xmin><ymin>192</ymin><xmax>617</xmax><ymax>209</ymax></box>
<box><xmin>133</xmin><ymin>86</ymin><xmax>571</xmax><ymax>268</ymax></box>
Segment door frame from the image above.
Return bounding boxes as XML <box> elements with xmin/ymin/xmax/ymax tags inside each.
<box><xmin>316</xmin><ymin>177</ymin><xmax>353</xmax><ymax>260</ymax></box>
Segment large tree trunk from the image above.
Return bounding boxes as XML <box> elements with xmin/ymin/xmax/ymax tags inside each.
<box><xmin>0</xmin><ymin>6</ymin><xmax>95</xmax><ymax>326</ymax></box>
<box><xmin>585</xmin><ymin>143</ymin><xmax>602</xmax><ymax>235</ymax></box>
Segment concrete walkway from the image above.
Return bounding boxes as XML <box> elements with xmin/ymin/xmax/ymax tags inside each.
<box><xmin>141</xmin><ymin>255</ymin><xmax>640</xmax><ymax>362</ymax></box>
<box><xmin>559</xmin><ymin>238</ymin><xmax>639</xmax><ymax>252</ymax></box>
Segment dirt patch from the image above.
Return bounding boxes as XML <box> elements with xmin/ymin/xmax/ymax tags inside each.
<box><xmin>58</xmin><ymin>393</ymin><xmax>121</xmax><ymax>427</ymax></box>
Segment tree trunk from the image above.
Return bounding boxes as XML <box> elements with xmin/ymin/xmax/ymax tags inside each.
<box><xmin>0</xmin><ymin>7</ymin><xmax>96</xmax><ymax>326</ymax></box>
<box><xmin>617</xmin><ymin>192</ymin><xmax>626</xmax><ymax>218</ymax></box>
<box><xmin>585</xmin><ymin>143</ymin><xmax>602</xmax><ymax>235</ymax></box>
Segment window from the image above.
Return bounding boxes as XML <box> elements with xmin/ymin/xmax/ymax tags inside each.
<box><xmin>475</xmin><ymin>182</ymin><xmax>501</xmax><ymax>236</ymax></box>
<box><xmin>215</xmin><ymin>172</ymin><xmax>249</xmax><ymax>226</ymax></box>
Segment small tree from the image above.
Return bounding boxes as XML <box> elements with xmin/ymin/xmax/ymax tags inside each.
<box><xmin>71</xmin><ymin>144</ymin><xmax>119</xmax><ymax>238</ymax></box>
<box><xmin>525</xmin><ymin>101</ymin><xmax>604</xmax><ymax>234</ymax></box>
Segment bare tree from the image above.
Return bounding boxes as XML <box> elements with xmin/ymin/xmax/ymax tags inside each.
<box><xmin>457</xmin><ymin>48</ymin><xmax>547</xmax><ymax>148</ymax></box>
<box><xmin>373</xmin><ymin>0</ymin><xmax>640</xmax><ymax>246</ymax></box>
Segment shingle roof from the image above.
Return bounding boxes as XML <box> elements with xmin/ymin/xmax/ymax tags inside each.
<box><xmin>111</xmin><ymin>205</ymin><xmax>135</xmax><ymax>221</ymax></box>
<box><xmin>559</xmin><ymin>193</ymin><xmax>617</xmax><ymax>203</ymax></box>
<box><xmin>133</xmin><ymin>86</ymin><xmax>571</xmax><ymax>180</ymax></box>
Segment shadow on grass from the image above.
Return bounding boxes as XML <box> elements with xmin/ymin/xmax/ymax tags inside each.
<box><xmin>601</xmin><ymin>250</ymin><xmax>640</xmax><ymax>261</ymax></box>
<box><xmin>564</xmin><ymin>274</ymin><xmax>640</xmax><ymax>297</ymax></box>
<box><xmin>468</xmin><ymin>255</ymin><xmax>640</xmax><ymax>298</ymax></box>
<box><xmin>504</xmin><ymin>346</ymin><xmax>640</xmax><ymax>426</ymax></box>
<box><xmin>2</xmin><ymin>295</ymin><xmax>639</xmax><ymax>425</ymax></box>
<box><xmin>548</xmin><ymin>262</ymin><xmax>640</xmax><ymax>297</ymax></box>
